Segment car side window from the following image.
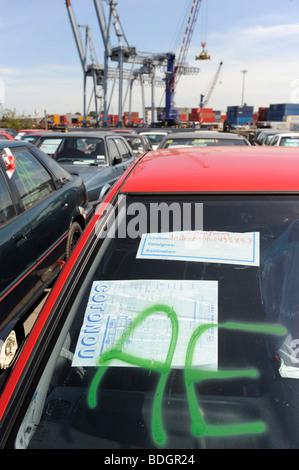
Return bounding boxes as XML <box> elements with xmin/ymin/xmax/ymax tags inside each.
<box><xmin>34</xmin><ymin>149</ymin><xmax>73</xmax><ymax>187</ymax></box>
<box><xmin>107</xmin><ymin>138</ymin><xmax>121</xmax><ymax>162</ymax></box>
<box><xmin>0</xmin><ymin>172</ymin><xmax>16</xmax><ymax>226</ymax></box>
<box><xmin>115</xmin><ymin>138</ymin><xmax>133</xmax><ymax>161</ymax></box>
<box><xmin>11</xmin><ymin>149</ymin><xmax>55</xmax><ymax>211</ymax></box>
<box><xmin>127</xmin><ymin>137</ymin><xmax>142</xmax><ymax>151</ymax></box>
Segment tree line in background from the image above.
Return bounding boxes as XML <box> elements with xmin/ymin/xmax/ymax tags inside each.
<box><xmin>0</xmin><ymin>109</ymin><xmax>35</xmax><ymax>130</ymax></box>
<box><xmin>0</xmin><ymin>109</ymin><xmax>95</xmax><ymax>130</ymax></box>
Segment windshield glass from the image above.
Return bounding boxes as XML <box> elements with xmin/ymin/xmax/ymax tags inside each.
<box><xmin>38</xmin><ymin>137</ymin><xmax>108</xmax><ymax>163</ymax></box>
<box><xmin>163</xmin><ymin>137</ymin><xmax>247</xmax><ymax>148</ymax></box>
<box><xmin>146</xmin><ymin>134</ymin><xmax>167</xmax><ymax>146</ymax></box>
<box><xmin>14</xmin><ymin>194</ymin><xmax>299</xmax><ymax>449</ymax></box>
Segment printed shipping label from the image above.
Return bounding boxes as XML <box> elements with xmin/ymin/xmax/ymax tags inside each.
<box><xmin>72</xmin><ymin>279</ymin><xmax>218</xmax><ymax>369</ymax></box>
<box><xmin>136</xmin><ymin>230</ymin><xmax>260</xmax><ymax>266</ymax></box>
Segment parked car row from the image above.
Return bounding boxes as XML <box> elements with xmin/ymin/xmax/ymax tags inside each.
<box><xmin>157</xmin><ymin>131</ymin><xmax>250</xmax><ymax>148</ymax></box>
<box><xmin>1</xmin><ymin>142</ymin><xmax>299</xmax><ymax>449</ymax></box>
<box><xmin>0</xmin><ymin>125</ymin><xmax>267</xmax><ymax>376</ymax></box>
<box><xmin>0</xmin><ymin>140</ymin><xmax>93</xmax><ymax>377</ymax></box>
<box><xmin>34</xmin><ymin>132</ymin><xmax>136</xmax><ymax>205</ymax></box>
<box><xmin>2</xmin><ymin>125</ymin><xmax>299</xmax><ymax>449</ymax></box>
<box><xmin>252</xmin><ymin>128</ymin><xmax>299</xmax><ymax>146</ymax></box>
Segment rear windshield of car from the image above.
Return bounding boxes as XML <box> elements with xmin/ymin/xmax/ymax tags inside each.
<box><xmin>37</xmin><ymin>137</ymin><xmax>108</xmax><ymax>163</ymax></box>
<box><xmin>14</xmin><ymin>194</ymin><xmax>299</xmax><ymax>449</ymax></box>
<box><xmin>163</xmin><ymin>137</ymin><xmax>247</xmax><ymax>147</ymax></box>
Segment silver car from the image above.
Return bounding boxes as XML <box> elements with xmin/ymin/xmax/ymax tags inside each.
<box><xmin>34</xmin><ymin>132</ymin><xmax>135</xmax><ymax>204</ymax></box>
<box><xmin>157</xmin><ymin>131</ymin><xmax>251</xmax><ymax>148</ymax></box>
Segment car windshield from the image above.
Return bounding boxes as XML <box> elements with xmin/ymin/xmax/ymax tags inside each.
<box><xmin>146</xmin><ymin>134</ymin><xmax>167</xmax><ymax>146</ymax></box>
<box><xmin>162</xmin><ymin>137</ymin><xmax>247</xmax><ymax>148</ymax></box>
<box><xmin>14</xmin><ymin>194</ymin><xmax>299</xmax><ymax>449</ymax></box>
<box><xmin>38</xmin><ymin>137</ymin><xmax>108</xmax><ymax>164</ymax></box>
<box><xmin>125</xmin><ymin>136</ymin><xmax>144</xmax><ymax>150</ymax></box>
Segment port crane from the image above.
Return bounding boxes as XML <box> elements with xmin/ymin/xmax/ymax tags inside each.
<box><xmin>66</xmin><ymin>0</ymin><xmax>165</xmax><ymax>125</ymax></box>
<box><xmin>66</xmin><ymin>0</ymin><xmax>201</xmax><ymax>126</ymax></box>
<box><xmin>164</xmin><ymin>0</ymin><xmax>202</xmax><ymax>124</ymax></box>
<box><xmin>94</xmin><ymin>0</ymin><xmax>171</xmax><ymax>125</ymax></box>
<box><xmin>200</xmin><ymin>60</ymin><xmax>223</xmax><ymax>108</ymax></box>
<box><xmin>65</xmin><ymin>0</ymin><xmax>105</xmax><ymax>125</ymax></box>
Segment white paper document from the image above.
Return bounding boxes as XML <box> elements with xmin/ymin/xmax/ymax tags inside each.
<box><xmin>136</xmin><ymin>230</ymin><xmax>260</xmax><ymax>266</ymax></box>
<box><xmin>72</xmin><ymin>279</ymin><xmax>218</xmax><ymax>369</ymax></box>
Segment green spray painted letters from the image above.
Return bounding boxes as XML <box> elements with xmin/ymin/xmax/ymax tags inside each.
<box><xmin>88</xmin><ymin>305</ymin><xmax>286</xmax><ymax>446</ymax></box>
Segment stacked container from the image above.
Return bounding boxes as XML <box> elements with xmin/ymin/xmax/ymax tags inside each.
<box><xmin>226</xmin><ymin>106</ymin><xmax>253</xmax><ymax>125</ymax></box>
<box><xmin>257</xmin><ymin>107</ymin><xmax>269</xmax><ymax>121</ymax></box>
<box><xmin>268</xmin><ymin>103</ymin><xmax>299</xmax><ymax>121</ymax></box>
<box><xmin>188</xmin><ymin>108</ymin><xmax>216</xmax><ymax>122</ymax></box>
<box><xmin>123</xmin><ymin>111</ymin><xmax>140</xmax><ymax>125</ymax></box>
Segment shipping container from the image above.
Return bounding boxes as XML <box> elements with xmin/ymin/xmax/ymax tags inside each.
<box><xmin>270</xmin><ymin>103</ymin><xmax>299</xmax><ymax>111</ymax></box>
<box><xmin>284</xmin><ymin>115</ymin><xmax>299</xmax><ymax>122</ymax></box>
<box><xmin>226</xmin><ymin>105</ymin><xmax>253</xmax><ymax>124</ymax></box>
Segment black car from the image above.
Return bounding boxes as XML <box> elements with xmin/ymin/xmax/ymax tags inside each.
<box><xmin>0</xmin><ymin>141</ymin><xmax>93</xmax><ymax>371</ymax></box>
<box><xmin>34</xmin><ymin>132</ymin><xmax>135</xmax><ymax>205</ymax></box>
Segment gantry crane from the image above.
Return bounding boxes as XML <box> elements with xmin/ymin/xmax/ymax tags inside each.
<box><xmin>66</xmin><ymin>0</ymin><xmax>165</xmax><ymax>125</ymax></box>
<box><xmin>164</xmin><ymin>0</ymin><xmax>202</xmax><ymax>124</ymax></box>
<box><xmin>65</xmin><ymin>0</ymin><xmax>106</xmax><ymax>125</ymax></box>
<box><xmin>66</xmin><ymin>0</ymin><xmax>200</xmax><ymax>127</ymax></box>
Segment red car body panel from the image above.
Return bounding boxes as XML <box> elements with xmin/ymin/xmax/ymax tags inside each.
<box><xmin>0</xmin><ymin>133</ymin><xmax>14</xmax><ymax>140</ymax></box>
<box><xmin>2</xmin><ymin>145</ymin><xmax>299</xmax><ymax>419</ymax></box>
<box><xmin>120</xmin><ymin>147</ymin><xmax>299</xmax><ymax>194</ymax></box>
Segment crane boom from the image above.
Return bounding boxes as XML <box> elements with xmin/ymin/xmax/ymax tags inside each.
<box><xmin>201</xmin><ymin>61</ymin><xmax>223</xmax><ymax>108</ymax></box>
<box><xmin>65</xmin><ymin>0</ymin><xmax>87</xmax><ymax>72</ymax></box>
<box><xmin>172</xmin><ymin>0</ymin><xmax>202</xmax><ymax>89</ymax></box>
<box><xmin>164</xmin><ymin>0</ymin><xmax>202</xmax><ymax>124</ymax></box>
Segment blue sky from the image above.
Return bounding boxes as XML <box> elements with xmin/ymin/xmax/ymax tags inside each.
<box><xmin>1</xmin><ymin>0</ymin><xmax>299</xmax><ymax>118</ymax></box>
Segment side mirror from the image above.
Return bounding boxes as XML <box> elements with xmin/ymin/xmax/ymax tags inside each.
<box><xmin>113</xmin><ymin>156</ymin><xmax>122</xmax><ymax>165</ymax></box>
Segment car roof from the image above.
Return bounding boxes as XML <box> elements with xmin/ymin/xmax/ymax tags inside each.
<box><xmin>259</xmin><ymin>129</ymin><xmax>285</xmax><ymax>134</ymax></box>
<box><xmin>162</xmin><ymin>131</ymin><xmax>246</xmax><ymax>139</ymax></box>
<box><xmin>120</xmin><ymin>146</ymin><xmax>299</xmax><ymax>194</ymax></box>
<box><xmin>274</xmin><ymin>132</ymin><xmax>299</xmax><ymax>137</ymax></box>
<box><xmin>37</xmin><ymin>131</ymin><xmax>116</xmax><ymax>138</ymax></box>
<box><xmin>110</xmin><ymin>132</ymin><xmax>141</xmax><ymax>136</ymax></box>
<box><xmin>0</xmin><ymin>140</ymin><xmax>34</xmax><ymax>150</ymax></box>
<box><xmin>140</xmin><ymin>131</ymin><xmax>169</xmax><ymax>134</ymax></box>
<box><xmin>16</xmin><ymin>129</ymin><xmax>48</xmax><ymax>132</ymax></box>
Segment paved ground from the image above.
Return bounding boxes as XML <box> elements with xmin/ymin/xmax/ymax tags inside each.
<box><xmin>23</xmin><ymin>290</ymin><xmax>50</xmax><ymax>336</ymax></box>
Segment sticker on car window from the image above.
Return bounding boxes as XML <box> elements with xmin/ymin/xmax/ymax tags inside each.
<box><xmin>136</xmin><ymin>230</ymin><xmax>260</xmax><ymax>266</ymax></box>
<box><xmin>193</xmin><ymin>139</ymin><xmax>219</xmax><ymax>143</ymax></box>
<box><xmin>39</xmin><ymin>139</ymin><xmax>62</xmax><ymax>155</ymax></box>
<box><xmin>72</xmin><ymin>279</ymin><xmax>218</xmax><ymax>369</ymax></box>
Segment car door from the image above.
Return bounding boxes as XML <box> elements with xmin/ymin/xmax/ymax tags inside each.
<box><xmin>109</xmin><ymin>137</ymin><xmax>134</xmax><ymax>180</ymax></box>
<box><xmin>9</xmin><ymin>147</ymin><xmax>71</xmax><ymax>287</ymax></box>
<box><xmin>105</xmin><ymin>137</ymin><xmax>126</xmax><ymax>184</ymax></box>
<box><xmin>0</xmin><ymin>166</ymin><xmax>36</xmax><ymax>329</ymax></box>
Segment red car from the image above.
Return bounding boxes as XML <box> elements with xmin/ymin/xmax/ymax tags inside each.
<box><xmin>0</xmin><ymin>133</ymin><xmax>14</xmax><ymax>141</ymax></box>
<box><xmin>1</xmin><ymin>146</ymin><xmax>299</xmax><ymax>449</ymax></box>
<box><xmin>14</xmin><ymin>129</ymin><xmax>51</xmax><ymax>141</ymax></box>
